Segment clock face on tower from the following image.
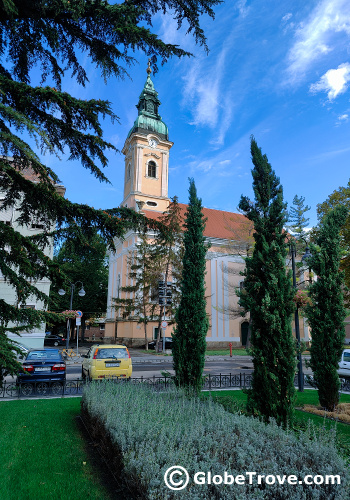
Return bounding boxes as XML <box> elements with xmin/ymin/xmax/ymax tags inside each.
<box><xmin>148</xmin><ymin>138</ymin><xmax>158</xmax><ymax>148</ymax></box>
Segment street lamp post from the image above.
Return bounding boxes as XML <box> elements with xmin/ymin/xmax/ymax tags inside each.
<box><xmin>290</xmin><ymin>246</ymin><xmax>304</xmax><ymax>392</ymax></box>
<box><xmin>58</xmin><ymin>282</ymin><xmax>86</xmax><ymax>349</ymax></box>
<box><xmin>301</xmin><ymin>247</ymin><xmax>313</xmax><ymax>284</ymax></box>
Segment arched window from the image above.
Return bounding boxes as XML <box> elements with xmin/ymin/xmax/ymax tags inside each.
<box><xmin>148</xmin><ymin>161</ymin><xmax>156</xmax><ymax>178</ymax></box>
<box><xmin>126</xmin><ymin>165</ymin><xmax>131</xmax><ymax>181</ymax></box>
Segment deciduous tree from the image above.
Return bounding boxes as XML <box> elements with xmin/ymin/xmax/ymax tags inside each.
<box><xmin>49</xmin><ymin>230</ymin><xmax>109</xmax><ymax>338</ymax></box>
<box><xmin>316</xmin><ymin>181</ymin><xmax>350</xmax><ymax>306</ymax></box>
<box><xmin>154</xmin><ymin>197</ymin><xmax>184</xmax><ymax>349</ymax></box>
<box><xmin>113</xmin><ymin>230</ymin><xmax>161</xmax><ymax>348</ymax></box>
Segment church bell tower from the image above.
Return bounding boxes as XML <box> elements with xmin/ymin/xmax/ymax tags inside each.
<box><xmin>121</xmin><ymin>61</ymin><xmax>173</xmax><ymax>212</ymax></box>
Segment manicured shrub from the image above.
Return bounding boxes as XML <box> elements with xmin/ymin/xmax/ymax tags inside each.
<box><xmin>81</xmin><ymin>382</ymin><xmax>349</xmax><ymax>499</ymax></box>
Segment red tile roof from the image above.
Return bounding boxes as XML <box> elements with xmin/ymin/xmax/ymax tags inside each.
<box><xmin>143</xmin><ymin>203</ymin><xmax>253</xmax><ymax>240</ymax></box>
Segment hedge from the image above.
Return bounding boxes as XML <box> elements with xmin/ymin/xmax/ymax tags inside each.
<box><xmin>81</xmin><ymin>382</ymin><xmax>349</xmax><ymax>499</ymax></box>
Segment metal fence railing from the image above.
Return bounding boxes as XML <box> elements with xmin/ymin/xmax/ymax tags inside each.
<box><xmin>0</xmin><ymin>373</ymin><xmax>348</xmax><ymax>399</ymax></box>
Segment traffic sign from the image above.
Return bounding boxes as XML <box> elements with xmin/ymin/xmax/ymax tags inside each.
<box><xmin>161</xmin><ymin>321</ymin><xmax>167</xmax><ymax>329</ymax></box>
<box><xmin>76</xmin><ymin>310</ymin><xmax>83</xmax><ymax>318</ymax></box>
<box><xmin>76</xmin><ymin>317</ymin><xmax>81</xmax><ymax>326</ymax></box>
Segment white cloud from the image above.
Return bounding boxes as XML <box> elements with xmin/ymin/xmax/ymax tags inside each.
<box><xmin>236</xmin><ymin>0</ymin><xmax>250</xmax><ymax>18</ymax></box>
<box><xmin>310</xmin><ymin>63</ymin><xmax>350</xmax><ymax>99</ymax></box>
<box><xmin>336</xmin><ymin>113</ymin><xmax>349</xmax><ymax>125</ymax></box>
<box><xmin>282</xmin><ymin>13</ymin><xmax>293</xmax><ymax>23</ymax></box>
<box><xmin>182</xmin><ymin>44</ymin><xmax>229</xmax><ymax>130</ymax></box>
<box><xmin>286</xmin><ymin>0</ymin><xmax>350</xmax><ymax>83</ymax></box>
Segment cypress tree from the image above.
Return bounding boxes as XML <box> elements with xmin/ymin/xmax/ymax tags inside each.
<box><xmin>238</xmin><ymin>137</ymin><xmax>296</xmax><ymax>427</ymax></box>
<box><xmin>306</xmin><ymin>206</ymin><xmax>348</xmax><ymax>410</ymax></box>
<box><xmin>173</xmin><ymin>179</ymin><xmax>209</xmax><ymax>393</ymax></box>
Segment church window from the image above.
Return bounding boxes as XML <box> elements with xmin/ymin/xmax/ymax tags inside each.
<box><xmin>146</xmin><ymin>201</ymin><xmax>157</xmax><ymax>207</ymax></box>
<box><xmin>147</xmin><ymin>161</ymin><xmax>156</xmax><ymax>178</ymax></box>
<box><xmin>127</xmin><ymin>165</ymin><xmax>131</xmax><ymax>181</ymax></box>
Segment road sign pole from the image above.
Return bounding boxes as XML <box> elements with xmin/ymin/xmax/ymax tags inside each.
<box><xmin>76</xmin><ymin>325</ymin><xmax>79</xmax><ymax>354</ymax></box>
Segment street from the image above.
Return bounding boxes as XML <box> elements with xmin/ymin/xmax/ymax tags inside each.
<box><xmin>66</xmin><ymin>356</ymin><xmax>255</xmax><ymax>379</ymax></box>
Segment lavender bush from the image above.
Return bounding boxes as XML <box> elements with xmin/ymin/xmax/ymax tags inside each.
<box><xmin>82</xmin><ymin>382</ymin><xmax>349</xmax><ymax>499</ymax></box>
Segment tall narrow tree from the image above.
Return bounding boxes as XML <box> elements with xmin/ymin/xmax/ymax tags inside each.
<box><xmin>173</xmin><ymin>179</ymin><xmax>209</xmax><ymax>393</ymax></box>
<box><xmin>238</xmin><ymin>137</ymin><xmax>296</xmax><ymax>427</ymax></box>
<box><xmin>306</xmin><ymin>206</ymin><xmax>348</xmax><ymax>410</ymax></box>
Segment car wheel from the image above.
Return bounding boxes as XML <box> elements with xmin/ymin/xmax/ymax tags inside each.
<box><xmin>36</xmin><ymin>382</ymin><xmax>49</xmax><ymax>395</ymax></box>
<box><xmin>51</xmin><ymin>382</ymin><xmax>63</xmax><ymax>395</ymax></box>
<box><xmin>20</xmin><ymin>383</ymin><xmax>34</xmax><ymax>396</ymax></box>
<box><xmin>54</xmin><ymin>341</ymin><xmax>59</xmax><ymax>346</ymax></box>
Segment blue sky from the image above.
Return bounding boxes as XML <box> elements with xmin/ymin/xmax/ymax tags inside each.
<box><xmin>48</xmin><ymin>0</ymin><xmax>350</xmax><ymax>227</ymax></box>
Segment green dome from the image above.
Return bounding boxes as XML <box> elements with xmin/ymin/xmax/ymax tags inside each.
<box><xmin>127</xmin><ymin>72</ymin><xmax>169</xmax><ymax>140</ymax></box>
<box><xmin>128</xmin><ymin>114</ymin><xmax>168</xmax><ymax>139</ymax></box>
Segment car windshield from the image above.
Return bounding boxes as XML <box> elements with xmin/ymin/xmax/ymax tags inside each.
<box><xmin>26</xmin><ymin>350</ymin><xmax>60</xmax><ymax>360</ymax></box>
<box><xmin>344</xmin><ymin>352</ymin><xmax>350</xmax><ymax>362</ymax></box>
<box><xmin>95</xmin><ymin>348</ymin><xmax>128</xmax><ymax>359</ymax></box>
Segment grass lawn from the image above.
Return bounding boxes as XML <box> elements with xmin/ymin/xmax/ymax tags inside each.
<box><xmin>205</xmin><ymin>349</ymin><xmax>249</xmax><ymax>356</ymax></box>
<box><xmin>0</xmin><ymin>397</ymin><xmax>111</xmax><ymax>500</ymax></box>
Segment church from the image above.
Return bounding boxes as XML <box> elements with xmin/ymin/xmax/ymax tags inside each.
<box><xmin>104</xmin><ymin>65</ymin><xmax>310</xmax><ymax>348</ymax></box>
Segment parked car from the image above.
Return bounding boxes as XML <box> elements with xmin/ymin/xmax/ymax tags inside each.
<box><xmin>17</xmin><ymin>349</ymin><xmax>66</xmax><ymax>395</ymax></box>
<box><xmin>148</xmin><ymin>337</ymin><xmax>173</xmax><ymax>350</ymax></box>
<box><xmin>12</xmin><ymin>342</ymin><xmax>29</xmax><ymax>360</ymax></box>
<box><xmin>82</xmin><ymin>344</ymin><xmax>132</xmax><ymax>381</ymax></box>
<box><xmin>44</xmin><ymin>334</ymin><xmax>66</xmax><ymax>347</ymax></box>
<box><xmin>338</xmin><ymin>349</ymin><xmax>350</xmax><ymax>379</ymax></box>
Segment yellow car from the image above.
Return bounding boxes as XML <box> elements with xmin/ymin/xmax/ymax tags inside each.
<box><xmin>82</xmin><ymin>344</ymin><xmax>132</xmax><ymax>381</ymax></box>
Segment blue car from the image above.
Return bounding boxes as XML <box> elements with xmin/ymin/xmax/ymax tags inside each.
<box><xmin>17</xmin><ymin>349</ymin><xmax>66</xmax><ymax>396</ymax></box>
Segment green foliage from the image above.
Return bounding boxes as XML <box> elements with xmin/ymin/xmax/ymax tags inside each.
<box><xmin>114</xmin><ymin>229</ymin><xmax>161</xmax><ymax>345</ymax></box>
<box><xmin>287</xmin><ymin>194</ymin><xmax>311</xmax><ymax>256</ymax></box>
<box><xmin>173</xmin><ymin>179</ymin><xmax>209</xmax><ymax>393</ymax></box>
<box><xmin>287</xmin><ymin>195</ymin><xmax>310</xmax><ymax>238</ymax></box>
<box><xmin>49</xmin><ymin>229</ymin><xmax>109</xmax><ymax>334</ymax></box>
<box><xmin>316</xmin><ymin>181</ymin><xmax>350</xmax><ymax>306</ymax></box>
<box><xmin>238</xmin><ymin>137</ymin><xmax>296</xmax><ymax>427</ymax></box>
<box><xmin>0</xmin><ymin>0</ymin><xmax>219</xmax><ymax>378</ymax></box>
<box><xmin>153</xmin><ymin>196</ymin><xmax>184</xmax><ymax>346</ymax></box>
<box><xmin>82</xmin><ymin>381</ymin><xmax>350</xmax><ymax>499</ymax></box>
<box><xmin>306</xmin><ymin>206</ymin><xmax>348</xmax><ymax>410</ymax></box>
